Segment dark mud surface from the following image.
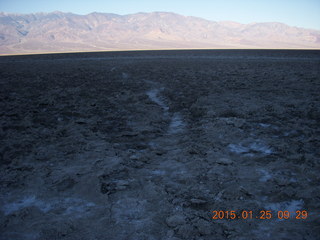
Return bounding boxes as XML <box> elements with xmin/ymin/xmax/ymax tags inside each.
<box><xmin>1</xmin><ymin>50</ymin><xmax>320</xmax><ymax>239</ymax></box>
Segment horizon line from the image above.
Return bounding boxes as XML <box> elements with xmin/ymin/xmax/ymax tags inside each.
<box><xmin>1</xmin><ymin>11</ymin><xmax>320</xmax><ymax>31</ymax></box>
<box><xmin>1</xmin><ymin>48</ymin><xmax>320</xmax><ymax>57</ymax></box>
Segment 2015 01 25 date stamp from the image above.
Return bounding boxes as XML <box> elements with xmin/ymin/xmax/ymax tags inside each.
<box><xmin>211</xmin><ymin>210</ymin><xmax>308</xmax><ymax>220</ymax></box>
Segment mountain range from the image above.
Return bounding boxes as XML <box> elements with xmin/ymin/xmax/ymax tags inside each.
<box><xmin>1</xmin><ymin>11</ymin><xmax>320</xmax><ymax>54</ymax></box>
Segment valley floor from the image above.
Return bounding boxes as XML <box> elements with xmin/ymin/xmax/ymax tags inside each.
<box><xmin>1</xmin><ymin>50</ymin><xmax>320</xmax><ymax>240</ymax></box>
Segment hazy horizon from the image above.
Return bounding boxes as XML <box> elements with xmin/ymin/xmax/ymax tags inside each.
<box><xmin>1</xmin><ymin>10</ymin><xmax>320</xmax><ymax>32</ymax></box>
<box><xmin>1</xmin><ymin>0</ymin><xmax>320</xmax><ymax>30</ymax></box>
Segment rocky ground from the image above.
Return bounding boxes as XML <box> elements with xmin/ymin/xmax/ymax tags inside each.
<box><xmin>0</xmin><ymin>50</ymin><xmax>320</xmax><ymax>240</ymax></box>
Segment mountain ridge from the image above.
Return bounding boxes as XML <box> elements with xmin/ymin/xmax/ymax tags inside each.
<box><xmin>1</xmin><ymin>11</ymin><xmax>319</xmax><ymax>54</ymax></box>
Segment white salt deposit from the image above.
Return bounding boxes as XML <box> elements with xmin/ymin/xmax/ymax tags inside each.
<box><xmin>249</xmin><ymin>142</ymin><xmax>273</xmax><ymax>154</ymax></box>
<box><xmin>265</xmin><ymin>199</ymin><xmax>304</xmax><ymax>220</ymax></box>
<box><xmin>258</xmin><ymin>169</ymin><xmax>273</xmax><ymax>182</ymax></box>
<box><xmin>259</xmin><ymin>123</ymin><xmax>271</xmax><ymax>128</ymax></box>
<box><xmin>2</xmin><ymin>196</ymin><xmax>51</xmax><ymax>215</ymax></box>
<box><xmin>228</xmin><ymin>141</ymin><xmax>272</xmax><ymax>155</ymax></box>
<box><xmin>122</xmin><ymin>72</ymin><xmax>129</xmax><ymax>79</ymax></box>
<box><xmin>168</xmin><ymin>113</ymin><xmax>185</xmax><ymax>134</ymax></box>
<box><xmin>146</xmin><ymin>88</ymin><xmax>185</xmax><ymax>134</ymax></box>
<box><xmin>63</xmin><ymin>198</ymin><xmax>96</xmax><ymax>215</ymax></box>
<box><xmin>146</xmin><ymin>89</ymin><xmax>169</xmax><ymax>112</ymax></box>
<box><xmin>228</xmin><ymin>144</ymin><xmax>250</xmax><ymax>154</ymax></box>
<box><xmin>2</xmin><ymin>196</ymin><xmax>95</xmax><ymax>216</ymax></box>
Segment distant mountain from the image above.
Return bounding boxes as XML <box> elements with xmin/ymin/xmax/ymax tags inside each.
<box><xmin>0</xmin><ymin>11</ymin><xmax>319</xmax><ymax>54</ymax></box>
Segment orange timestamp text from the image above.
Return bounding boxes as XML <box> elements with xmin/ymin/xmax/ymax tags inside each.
<box><xmin>211</xmin><ymin>210</ymin><xmax>308</xmax><ymax>220</ymax></box>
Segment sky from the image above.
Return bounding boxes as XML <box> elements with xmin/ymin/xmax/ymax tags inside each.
<box><xmin>1</xmin><ymin>0</ymin><xmax>320</xmax><ymax>30</ymax></box>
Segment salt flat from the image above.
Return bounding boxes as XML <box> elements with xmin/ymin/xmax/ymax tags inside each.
<box><xmin>1</xmin><ymin>50</ymin><xmax>319</xmax><ymax>240</ymax></box>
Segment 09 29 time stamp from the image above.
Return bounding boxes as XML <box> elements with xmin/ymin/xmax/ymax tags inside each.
<box><xmin>211</xmin><ymin>210</ymin><xmax>308</xmax><ymax>220</ymax></box>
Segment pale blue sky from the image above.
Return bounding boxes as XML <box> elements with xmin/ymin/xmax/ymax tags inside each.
<box><xmin>1</xmin><ymin>0</ymin><xmax>320</xmax><ymax>30</ymax></box>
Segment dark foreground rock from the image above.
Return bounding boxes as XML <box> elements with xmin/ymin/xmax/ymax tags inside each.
<box><xmin>0</xmin><ymin>50</ymin><xmax>320</xmax><ymax>240</ymax></box>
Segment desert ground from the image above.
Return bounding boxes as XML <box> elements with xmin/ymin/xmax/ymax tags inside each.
<box><xmin>0</xmin><ymin>50</ymin><xmax>320</xmax><ymax>240</ymax></box>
